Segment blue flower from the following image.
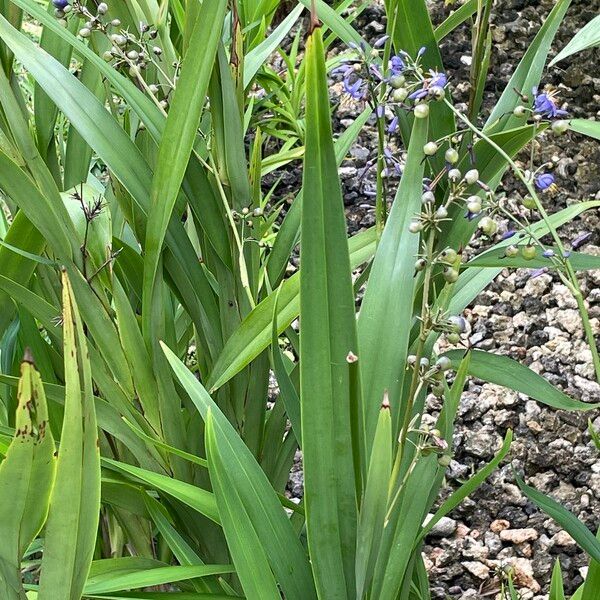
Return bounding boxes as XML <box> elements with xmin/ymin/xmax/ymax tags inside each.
<box><xmin>374</xmin><ymin>35</ymin><xmax>389</xmax><ymax>48</ymax></box>
<box><xmin>535</xmin><ymin>172</ymin><xmax>556</xmax><ymax>191</ymax></box>
<box><xmin>343</xmin><ymin>76</ymin><xmax>365</xmax><ymax>100</ymax></box>
<box><xmin>542</xmin><ymin>249</ymin><xmax>555</xmax><ymax>258</ymax></box>
<box><xmin>388</xmin><ymin>116</ymin><xmax>399</xmax><ymax>134</ymax></box>
<box><xmin>533</xmin><ymin>87</ymin><xmax>567</xmax><ymax>119</ymax></box>
<box><xmin>52</xmin><ymin>0</ymin><xmax>69</xmax><ymax>7</ymax></box>
<box><xmin>389</xmin><ymin>55</ymin><xmax>405</xmax><ymax>76</ymax></box>
<box><xmin>571</xmin><ymin>231</ymin><xmax>591</xmax><ymax>250</ymax></box>
<box><xmin>501</xmin><ymin>230</ymin><xmax>516</xmax><ymax>240</ymax></box>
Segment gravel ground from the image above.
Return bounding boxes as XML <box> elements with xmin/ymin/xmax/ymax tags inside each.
<box><xmin>282</xmin><ymin>0</ymin><xmax>600</xmax><ymax>597</ymax></box>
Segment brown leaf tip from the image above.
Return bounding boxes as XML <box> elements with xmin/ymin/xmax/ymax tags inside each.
<box><xmin>22</xmin><ymin>347</ymin><xmax>35</xmax><ymax>366</ymax></box>
<box><xmin>381</xmin><ymin>390</ymin><xmax>390</xmax><ymax>410</ymax></box>
<box><xmin>309</xmin><ymin>0</ymin><xmax>321</xmax><ymax>34</ymax></box>
<box><xmin>346</xmin><ymin>351</ymin><xmax>359</xmax><ymax>364</ymax></box>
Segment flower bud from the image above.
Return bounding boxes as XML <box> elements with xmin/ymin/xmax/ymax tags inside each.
<box><xmin>414</xmin><ymin>103</ymin><xmax>430</xmax><ymax>119</ymax></box>
<box><xmin>423</xmin><ymin>141</ymin><xmax>438</xmax><ymax>156</ymax></box>
<box><xmin>445</xmin><ymin>148</ymin><xmax>459</xmax><ymax>164</ymax></box>
<box><xmin>463</xmin><ymin>169</ymin><xmax>479</xmax><ymax>185</ymax></box>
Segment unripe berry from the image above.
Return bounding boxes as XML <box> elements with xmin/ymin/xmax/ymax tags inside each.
<box><xmin>436</xmin><ymin>356</ymin><xmax>453</xmax><ymax>371</ymax></box>
<box><xmin>439</xmin><ymin>248</ymin><xmax>458</xmax><ymax>263</ymax></box>
<box><xmin>513</xmin><ymin>105</ymin><xmax>527</xmax><ymax>118</ymax></box>
<box><xmin>390</xmin><ymin>75</ymin><xmax>406</xmax><ymax>89</ymax></box>
<box><xmin>505</xmin><ymin>245</ymin><xmax>519</xmax><ymax>258</ymax></box>
<box><xmin>443</xmin><ymin>266</ymin><xmax>459</xmax><ymax>283</ymax></box>
<box><xmin>414</xmin><ymin>103</ymin><xmax>430</xmax><ymax>119</ymax></box>
<box><xmin>97</xmin><ymin>2</ymin><xmax>108</xmax><ymax>14</ymax></box>
<box><xmin>438</xmin><ymin>454</ymin><xmax>452</xmax><ymax>467</ymax></box>
<box><xmin>421</xmin><ymin>191</ymin><xmax>435</xmax><ymax>204</ymax></box>
<box><xmin>445</xmin><ymin>148</ymin><xmax>459</xmax><ymax>164</ymax></box>
<box><xmin>447</xmin><ymin>168</ymin><xmax>461</xmax><ymax>182</ymax></box>
<box><xmin>467</xmin><ymin>199</ymin><xmax>482</xmax><ymax>214</ymax></box>
<box><xmin>522</xmin><ymin>196</ymin><xmax>537</xmax><ymax>209</ymax></box>
<box><xmin>423</xmin><ymin>141</ymin><xmax>438</xmax><ymax>156</ymax></box>
<box><xmin>551</xmin><ymin>119</ymin><xmax>569</xmax><ymax>135</ymax></box>
<box><xmin>522</xmin><ymin>245</ymin><xmax>537</xmax><ymax>260</ymax></box>
<box><xmin>435</xmin><ymin>206</ymin><xmax>448</xmax><ymax>219</ymax></box>
<box><xmin>415</xmin><ymin>258</ymin><xmax>427</xmax><ymax>271</ymax></box>
<box><xmin>79</xmin><ymin>27</ymin><xmax>91</xmax><ymax>37</ymax></box>
<box><xmin>392</xmin><ymin>88</ymin><xmax>408</xmax><ymax>103</ymax></box>
<box><xmin>463</xmin><ymin>169</ymin><xmax>479</xmax><ymax>185</ymax></box>
<box><xmin>408</xmin><ymin>220</ymin><xmax>423</xmax><ymax>234</ymax></box>
<box><xmin>478</xmin><ymin>216</ymin><xmax>497</xmax><ymax>236</ymax></box>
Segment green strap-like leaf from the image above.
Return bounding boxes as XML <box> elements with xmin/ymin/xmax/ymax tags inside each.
<box><xmin>300</xmin><ymin>23</ymin><xmax>359</xmax><ymax>598</ymax></box>
<box><xmin>143</xmin><ymin>0</ymin><xmax>227</xmax><ymax>339</ymax></box>
<box><xmin>549</xmin><ymin>560</ymin><xmax>566</xmax><ymax>600</ymax></box>
<box><xmin>38</xmin><ymin>271</ymin><xmax>101</xmax><ymax>600</ymax></box>
<box><xmin>0</xmin><ymin>356</ymin><xmax>55</xmax><ymax>600</ymax></box>
<box><xmin>443</xmin><ymin>349</ymin><xmax>598</xmax><ymax>412</ymax></box>
<box><xmin>357</xmin><ymin>116</ymin><xmax>428</xmax><ymax>444</ymax></box>
<box><xmin>550</xmin><ymin>14</ymin><xmax>600</xmax><ymax>65</ymax></box>
<box><xmin>515</xmin><ymin>473</ymin><xmax>600</xmax><ymax>562</ymax></box>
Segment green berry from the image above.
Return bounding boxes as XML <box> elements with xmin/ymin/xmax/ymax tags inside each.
<box><xmin>551</xmin><ymin>120</ymin><xmax>569</xmax><ymax>135</ymax></box>
<box><xmin>436</xmin><ymin>356</ymin><xmax>452</xmax><ymax>371</ymax></box>
<box><xmin>478</xmin><ymin>216</ymin><xmax>498</xmax><ymax>236</ymax></box>
<box><xmin>423</xmin><ymin>141</ymin><xmax>438</xmax><ymax>156</ymax></box>
<box><xmin>522</xmin><ymin>196</ymin><xmax>537</xmax><ymax>209</ymax></box>
<box><xmin>438</xmin><ymin>454</ymin><xmax>452</xmax><ymax>467</ymax></box>
<box><xmin>390</xmin><ymin>75</ymin><xmax>406</xmax><ymax>89</ymax></box>
<box><xmin>408</xmin><ymin>220</ymin><xmax>423</xmax><ymax>234</ymax></box>
<box><xmin>505</xmin><ymin>245</ymin><xmax>519</xmax><ymax>258</ymax></box>
<box><xmin>392</xmin><ymin>88</ymin><xmax>408</xmax><ymax>103</ymax></box>
<box><xmin>414</xmin><ymin>103</ymin><xmax>430</xmax><ymax>119</ymax></box>
<box><xmin>443</xmin><ymin>266</ymin><xmax>459</xmax><ymax>283</ymax></box>
<box><xmin>513</xmin><ymin>105</ymin><xmax>527</xmax><ymax>118</ymax></box>
<box><xmin>439</xmin><ymin>248</ymin><xmax>458</xmax><ymax>264</ymax></box>
<box><xmin>463</xmin><ymin>169</ymin><xmax>479</xmax><ymax>185</ymax></box>
<box><xmin>445</xmin><ymin>148</ymin><xmax>459</xmax><ymax>164</ymax></box>
<box><xmin>522</xmin><ymin>245</ymin><xmax>537</xmax><ymax>260</ymax></box>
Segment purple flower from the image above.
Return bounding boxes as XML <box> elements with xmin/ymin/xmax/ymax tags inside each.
<box><xmin>535</xmin><ymin>173</ymin><xmax>555</xmax><ymax>191</ymax></box>
<box><xmin>417</xmin><ymin>46</ymin><xmax>427</xmax><ymax>57</ymax></box>
<box><xmin>542</xmin><ymin>249</ymin><xmax>555</xmax><ymax>258</ymax></box>
<box><xmin>343</xmin><ymin>76</ymin><xmax>365</xmax><ymax>100</ymax></box>
<box><xmin>52</xmin><ymin>0</ymin><xmax>69</xmax><ymax>7</ymax></box>
<box><xmin>572</xmin><ymin>231</ymin><xmax>592</xmax><ymax>250</ymax></box>
<box><xmin>389</xmin><ymin>55</ymin><xmax>405</xmax><ymax>76</ymax></box>
<box><xmin>374</xmin><ymin>35</ymin><xmax>389</xmax><ymax>48</ymax></box>
<box><xmin>533</xmin><ymin>87</ymin><xmax>567</xmax><ymax>119</ymax></box>
<box><xmin>409</xmin><ymin>70</ymin><xmax>447</xmax><ymax>100</ymax></box>
<box><xmin>530</xmin><ymin>267</ymin><xmax>549</xmax><ymax>278</ymax></box>
<box><xmin>376</xmin><ymin>105</ymin><xmax>385</xmax><ymax>118</ymax></box>
<box><xmin>388</xmin><ymin>116</ymin><xmax>399</xmax><ymax>134</ymax></box>
<box><xmin>501</xmin><ymin>230</ymin><xmax>516</xmax><ymax>240</ymax></box>
<box><xmin>369</xmin><ymin>64</ymin><xmax>384</xmax><ymax>81</ymax></box>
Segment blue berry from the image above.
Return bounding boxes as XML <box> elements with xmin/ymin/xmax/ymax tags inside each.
<box><xmin>52</xmin><ymin>0</ymin><xmax>69</xmax><ymax>9</ymax></box>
